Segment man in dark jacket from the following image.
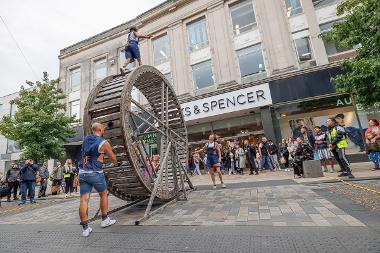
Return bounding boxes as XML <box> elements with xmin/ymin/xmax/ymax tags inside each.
<box><xmin>300</xmin><ymin>127</ymin><xmax>315</xmax><ymax>148</ymax></box>
<box><xmin>19</xmin><ymin>159</ymin><xmax>38</xmax><ymax>205</ymax></box>
<box><xmin>292</xmin><ymin>137</ymin><xmax>314</xmax><ymax>177</ymax></box>
<box><xmin>38</xmin><ymin>161</ymin><xmax>50</xmax><ymax>198</ymax></box>
<box><xmin>247</xmin><ymin>143</ymin><xmax>258</xmax><ymax>175</ymax></box>
<box><xmin>268</xmin><ymin>140</ymin><xmax>280</xmax><ymax>170</ymax></box>
<box><xmin>5</xmin><ymin>164</ymin><xmax>20</xmax><ymax>201</ymax></box>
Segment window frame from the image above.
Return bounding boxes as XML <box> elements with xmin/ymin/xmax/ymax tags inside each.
<box><xmin>284</xmin><ymin>0</ymin><xmax>303</xmax><ymax>17</ymax></box>
<box><xmin>191</xmin><ymin>60</ymin><xmax>214</xmax><ymax>90</ymax></box>
<box><xmin>186</xmin><ymin>17</ymin><xmax>209</xmax><ymax>53</ymax></box>
<box><xmin>69</xmin><ymin>100</ymin><xmax>80</xmax><ymax>120</ymax></box>
<box><xmin>93</xmin><ymin>56</ymin><xmax>107</xmax><ymax>85</ymax></box>
<box><xmin>236</xmin><ymin>43</ymin><xmax>266</xmax><ymax>78</ymax></box>
<box><xmin>69</xmin><ymin>67</ymin><xmax>81</xmax><ymax>93</ymax></box>
<box><xmin>229</xmin><ymin>0</ymin><xmax>257</xmax><ymax>36</ymax></box>
<box><xmin>152</xmin><ymin>33</ymin><xmax>171</xmax><ymax>66</ymax></box>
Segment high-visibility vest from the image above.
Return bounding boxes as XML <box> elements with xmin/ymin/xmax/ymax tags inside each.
<box><xmin>328</xmin><ymin>126</ymin><xmax>348</xmax><ymax>149</ymax></box>
<box><xmin>64</xmin><ymin>166</ymin><xmax>71</xmax><ymax>178</ymax></box>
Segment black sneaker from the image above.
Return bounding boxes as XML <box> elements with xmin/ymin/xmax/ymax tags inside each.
<box><xmin>6</xmin><ymin>198</ymin><xmax>11</xmax><ymax>202</ymax></box>
<box><xmin>347</xmin><ymin>174</ymin><xmax>355</xmax><ymax>179</ymax></box>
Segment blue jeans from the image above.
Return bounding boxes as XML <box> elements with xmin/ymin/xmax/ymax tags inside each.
<box><xmin>194</xmin><ymin>162</ymin><xmax>201</xmax><ymax>175</ymax></box>
<box><xmin>368</xmin><ymin>152</ymin><xmax>380</xmax><ymax>168</ymax></box>
<box><xmin>260</xmin><ymin>155</ymin><xmax>273</xmax><ymax>171</ymax></box>
<box><xmin>20</xmin><ymin>181</ymin><xmax>35</xmax><ymax>203</ymax></box>
<box><xmin>79</xmin><ymin>172</ymin><xmax>107</xmax><ymax>196</ymax></box>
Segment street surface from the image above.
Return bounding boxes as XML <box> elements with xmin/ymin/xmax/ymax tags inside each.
<box><xmin>0</xmin><ymin>163</ymin><xmax>379</xmax><ymax>252</ymax></box>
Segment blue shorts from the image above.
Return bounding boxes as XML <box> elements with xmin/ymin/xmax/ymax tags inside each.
<box><xmin>125</xmin><ymin>42</ymin><xmax>140</xmax><ymax>62</ymax></box>
<box><xmin>206</xmin><ymin>154</ymin><xmax>220</xmax><ymax>169</ymax></box>
<box><xmin>79</xmin><ymin>172</ymin><xmax>107</xmax><ymax>196</ymax></box>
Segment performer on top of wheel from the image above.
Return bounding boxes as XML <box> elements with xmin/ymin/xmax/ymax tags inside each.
<box><xmin>120</xmin><ymin>26</ymin><xmax>151</xmax><ymax>75</ymax></box>
<box><xmin>196</xmin><ymin>134</ymin><xmax>226</xmax><ymax>189</ymax></box>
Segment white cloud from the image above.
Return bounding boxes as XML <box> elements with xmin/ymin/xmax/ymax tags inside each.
<box><xmin>0</xmin><ymin>0</ymin><xmax>165</xmax><ymax>97</ymax></box>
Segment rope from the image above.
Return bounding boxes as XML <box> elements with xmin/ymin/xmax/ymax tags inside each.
<box><xmin>326</xmin><ymin>176</ymin><xmax>380</xmax><ymax>196</ymax></box>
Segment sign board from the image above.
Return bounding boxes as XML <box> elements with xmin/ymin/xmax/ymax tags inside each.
<box><xmin>181</xmin><ymin>83</ymin><xmax>272</xmax><ymax>121</ymax></box>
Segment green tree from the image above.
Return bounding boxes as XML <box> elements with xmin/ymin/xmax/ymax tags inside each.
<box><xmin>322</xmin><ymin>0</ymin><xmax>380</xmax><ymax>107</ymax></box>
<box><xmin>0</xmin><ymin>72</ymin><xmax>77</xmax><ymax>163</ymax></box>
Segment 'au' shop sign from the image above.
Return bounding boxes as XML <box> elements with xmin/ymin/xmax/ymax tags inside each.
<box><xmin>181</xmin><ymin>83</ymin><xmax>272</xmax><ymax>121</ymax></box>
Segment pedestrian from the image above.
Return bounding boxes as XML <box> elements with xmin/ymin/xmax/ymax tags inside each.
<box><xmin>5</xmin><ymin>164</ymin><xmax>20</xmax><ymax>202</ymax></box>
<box><xmin>287</xmin><ymin>137</ymin><xmax>297</xmax><ymax>162</ymax></box>
<box><xmin>258</xmin><ymin>137</ymin><xmax>273</xmax><ymax>171</ymax></box>
<box><xmin>19</xmin><ymin>159</ymin><xmax>38</xmax><ymax>205</ymax></box>
<box><xmin>279</xmin><ymin>139</ymin><xmax>290</xmax><ymax>171</ymax></box>
<box><xmin>292</xmin><ymin>137</ymin><xmax>314</xmax><ymax>178</ymax></box>
<box><xmin>51</xmin><ymin>161</ymin><xmax>64</xmax><ymax>195</ymax></box>
<box><xmin>365</xmin><ymin>118</ymin><xmax>380</xmax><ymax>171</ymax></box>
<box><xmin>38</xmin><ymin>161</ymin><xmax>49</xmax><ymax>198</ymax></box>
<box><xmin>196</xmin><ymin>134</ymin><xmax>226</xmax><ymax>189</ymax></box>
<box><xmin>228</xmin><ymin>148</ymin><xmax>236</xmax><ymax>175</ymax></box>
<box><xmin>313</xmin><ymin>126</ymin><xmax>334</xmax><ymax>173</ymax></box>
<box><xmin>326</xmin><ymin>118</ymin><xmax>354</xmax><ymax>178</ymax></box>
<box><xmin>300</xmin><ymin>126</ymin><xmax>315</xmax><ymax>148</ymax></box>
<box><xmin>78</xmin><ymin>122</ymin><xmax>117</xmax><ymax>237</ymax></box>
<box><xmin>237</xmin><ymin>144</ymin><xmax>245</xmax><ymax>175</ymax></box>
<box><xmin>247</xmin><ymin>142</ymin><xmax>258</xmax><ymax>175</ymax></box>
<box><xmin>64</xmin><ymin>159</ymin><xmax>76</xmax><ymax>198</ymax></box>
<box><xmin>192</xmin><ymin>151</ymin><xmax>201</xmax><ymax>176</ymax></box>
<box><xmin>268</xmin><ymin>140</ymin><xmax>281</xmax><ymax>171</ymax></box>
<box><xmin>120</xmin><ymin>26</ymin><xmax>151</xmax><ymax>74</ymax></box>
<box><xmin>336</xmin><ymin>114</ymin><xmax>365</xmax><ymax>152</ymax></box>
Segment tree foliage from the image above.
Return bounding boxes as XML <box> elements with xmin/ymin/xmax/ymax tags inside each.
<box><xmin>0</xmin><ymin>72</ymin><xmax>76</xmax><ymax>163</ymax></box>
<box><xmin>323</xmin><ymin>0</ymin><xmax>380</xmax><ymax>107</ymax></box>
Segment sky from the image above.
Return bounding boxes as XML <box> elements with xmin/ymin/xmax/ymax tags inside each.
<box><xmin>0</xmin><ymin>0</ymin><xmax>166</xmax><ymax>97</ymax></box>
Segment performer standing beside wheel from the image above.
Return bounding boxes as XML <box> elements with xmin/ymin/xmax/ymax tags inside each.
<box><xmin>196</xmin><ymin>134</ymin><xmax>226</xmax><ymax>189</ymax></box>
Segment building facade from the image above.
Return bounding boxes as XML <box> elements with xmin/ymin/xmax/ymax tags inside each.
<box><xmin>58</xmin><ymin>0</ymin><xmax>379</xmax><ymax>159</ymax></box>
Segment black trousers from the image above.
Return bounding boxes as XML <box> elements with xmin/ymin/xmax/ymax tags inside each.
<box><xmin>65</xmin><ymin>176</ymin><xmax>73</xmax><ymax>194</ymax></box>
<box><xmin>38</xmin><ymin>179</ymin><xmax>48</xmax><ymax>197</ymax></box>
<box><xmin>7</xmin><ymin>181</ymin><xmax>19</xmax><ymax>199</ymax></box>
<box><xmin>249</xmin><ymin>160</ymin><xmax>258</xmax><ymax>174</ymax></box>
<box><xmin>331</xmin><ymin>147</ymin><xmax>351</xmax><ymax>173</ymax></box>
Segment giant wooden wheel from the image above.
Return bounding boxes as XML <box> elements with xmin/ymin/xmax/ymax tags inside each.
<box><xmin>83</xmin><ymin>66</ymin><xmax>193</xmax><ymax>205</ymax></box>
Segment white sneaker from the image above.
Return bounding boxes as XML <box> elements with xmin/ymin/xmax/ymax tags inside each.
<box><xmin>212</xmin><ymin>185</ymin><xmax>217</xmax><ymax>189</ymax></box>
<box><xmin>82</xmin><ymin>227</ymin><xmax>92</xmax><ymax>237</ymax></box>
<box><xmin>221</xmin><ymin>184</ymin><xmax>226</xmax><ymax>188</ymax></box>
<box><xmin>101</xmin><ymin>217</ymin><xmax>116</xmax><ymax>228</ymax></box>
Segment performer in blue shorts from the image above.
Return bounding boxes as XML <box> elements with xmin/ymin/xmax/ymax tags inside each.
<box><xmin>78</xmin><ymin>123</ymin><xmax>118</xmax><ymax>237</ymax></box>
<box><xmin>196</xmin><ymin>134</ymin><xmax>226</xmax><ymax>189</ymax></box>
<box><xmin>120</xmin><ymin>26</ymin><xmax>151</xmax><ymax>74</ymax></box>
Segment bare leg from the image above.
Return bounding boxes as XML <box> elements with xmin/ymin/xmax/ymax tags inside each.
<box><xmin>215</xmin><ymin>167</ymin><xmax>224</xmax><ymax>184</ymax></box>
<box><xmin>79</xmin><ymin>193</ymin><xmax>90</xmax><ymax>222</ymax></box>
<box><xmin>99</xmin><ymin>191</ymin><xmax>108</xmax><ymax>216</ymax></box>
<box><xmin>120</xmin><ymin>58</ymin><xmax>131</xmax><ymax>74</ymax></box>
<box><xmin>137</xmin><ymin>58</ymin><xmax>142</xmax><ymax>66</ymax></box>
<box><xmin>209</xmin><ymin>168</ymin><xmax>216</xmax><ymax>185</ymax></box>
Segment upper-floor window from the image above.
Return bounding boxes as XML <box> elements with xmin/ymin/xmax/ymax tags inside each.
<box><xmin>320</xmin><ymin>21</ymin><xmax>351</xmax><ymax>56</ymax></box>
<box><xmin>313</xmin><ymin>0</ymin><xmax>339</xmax><ymax>8</ymax></box>
<box><xmin>192</xmin><ymin>60</ymin><xmax>214</xmax><ymax>90</ymax></box>
<box><xmin>10</xmin><ymin>103</ymin><xmax>17</xmax><ymax>118</ymax></box>
<box><xmin>187</xmin><ymin>17</ymin><xmax>209</xmax><ymax>52</ymax></box>
<box><xmin>153</xmin><ymin>34</ymin><xmax>171</xmax><ymax>65</ymax></box>
<box><xmin>94</xmin><ymin>58</ymin><xmax>107</xmax><ymax>85</ymax></box>
<box><xmin>70</xmin><ymin>100</ymin><xmax>80</xmax><ymax>120</ymax></box>
<box><xmin>293</xmin><ymin>32</ymin><xmax>313</xmax><ymax>62</ymax></box>
<box><xmin>237</xmin><ymin>44</ymin><xmax>265</xmax><ymax>77</ymax></box>
<box><xmin>69</xmin><ymin>67</ymin><xmax>81</xmax><ymax>92</ymax></box>
<box><xmin>230</xmin><ymin>0</ymin><xmax>257</xmax><ymax>36</ymax></box>
<box><xmin>284</xmin><ymin>0</ymin><xmax>303</xmax><ymax>17</ymax></box>
<box><xmin>119</xmin><ymin>48</ymin><xmax>137</xmax><ymax>70</ymax></box>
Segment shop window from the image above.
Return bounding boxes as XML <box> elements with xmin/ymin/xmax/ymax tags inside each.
<box><xmin>187</xmin><ymin>17</ymin><xmax>209</xmax><ymax>52</ymax></box>
<box><xmin>69</xmin><ymin>67</ymin><xmax>81</xmax><ymax>92</ymax></box>
<box><xmin>191</xmin><ymin>60</ymin><xmax>214</xmax><ymax>90</ymax></box>
<box><xmin>230</xmin><ymin>0</ymin><xmax>257</xmax><ymax>36</ymax></box>
<box><xmin>312</xmin><ymin>0</ymin><xmax>339</xmax><ymax>8</ymax></box>
<box><xmin>293</xmin><ymin>32</ymin><xmax>313</xmax><ymax>62</ymax></box>
<box><xmin>94</xmin><ymin>57</ymin><xmax>107</xmax><ymax>85</ymax></box>
<box><xmin>320</xmin><ymin>21</ymin><xmax>351</xmax><ymax>56</ymax></box>
<box><xmin>284</xmin><ymin>0</ymin><xmax>303</xmax><ymax>17</ymax></box>
<box><xmin>70</xmin><ymin>100</ymin><xmax>80</xmax><ymax>120</ymax></box>
<box><xmin>119</xmin><ymin>49</ymin><xmax>137</xmax><ymax>70</ymax></box>
<box><xmin>237</xmin><ymin>44</ymin><xmax>265</xmax><ymax>77</ymax></box>
<box><xmin>153</xmin><ymin>34</ymin><xmax>171</xmax><ymax>65</ymax></box>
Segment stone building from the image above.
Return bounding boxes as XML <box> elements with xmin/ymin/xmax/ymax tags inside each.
<box><xmin>58</xmin><ymin>0</ymin><xmax>378</xmax><ymax>160</ymax></box>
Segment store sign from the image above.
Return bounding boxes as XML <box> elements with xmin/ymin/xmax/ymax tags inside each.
<box><xmin>142</xmin><ymin>132</ymin><xmax>157</xmax><ymax>145</ymax></box>
<box><xmin>181</xmin><ymin>83</ymin><xmax>272</xmax><ymax>121</ymax></box>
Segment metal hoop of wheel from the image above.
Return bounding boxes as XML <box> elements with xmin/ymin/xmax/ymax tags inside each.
<box><xmin>83</xmin><ymin>66</ymin><xmax>193</xmax><ymax>210</ymax></box>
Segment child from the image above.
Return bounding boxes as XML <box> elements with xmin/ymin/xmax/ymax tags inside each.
<box><xmin>366</xmin><ymin>132</ymin><xmax>380</xmax><ymax>171</ymax></box>
<box><xmin>120</xmin><ymin>26</ymin><xmax>151</xmax><ymax>74</ymax></box>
